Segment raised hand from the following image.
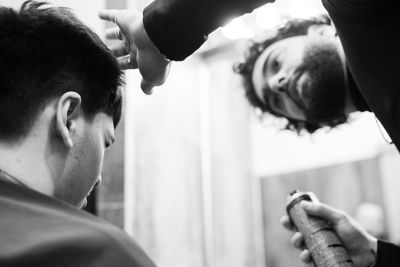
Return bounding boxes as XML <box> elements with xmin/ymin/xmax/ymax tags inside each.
<box><xmin>281</xmin><ymin>201</ymin><xmax>378</xmax><ymax>267</ymax></box>
<box><xmin>99</xmin><ymin>9</ymin><xmax>171</xmax><ymax>94</ymax></box>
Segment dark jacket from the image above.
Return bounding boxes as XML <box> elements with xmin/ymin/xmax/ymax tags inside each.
<box><xmin>322</xmin><ymin>0</ymin><xmax>400</xmax><ymax>152</ymax></box>
<box><xmin>0</xmin><ymin>171</ymin><xmax>156</xmax><ymax>267</ymax></box>
<box><xmin>143</xmin><ymin>0</ymin><xmax>272</xmax><ymax>61</ymax></box>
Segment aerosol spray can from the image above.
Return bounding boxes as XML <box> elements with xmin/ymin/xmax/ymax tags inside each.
<box><xmin>286</xmin><ymin>190</ymin><xmax>353</xmax><ymax>267</ymax></box>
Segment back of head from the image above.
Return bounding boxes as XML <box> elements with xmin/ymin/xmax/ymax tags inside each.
<box><xmin>0</xmin><ymin>1</ymin><xmax>123</xmax><ymax>141</ymax></box>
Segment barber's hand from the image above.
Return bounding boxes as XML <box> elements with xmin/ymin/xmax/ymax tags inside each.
<box><xmin>280</xmin><ymin>201</ymin><xmax>378</xmax><ymax>267</ymax></box>
<box><xmin>99</xmin><ymin>9</ymin><xmax>171</xmax><ymax>94</ymax></box>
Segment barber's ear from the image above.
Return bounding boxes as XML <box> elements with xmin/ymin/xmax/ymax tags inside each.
<box><xmin>56</xmin><ymin>91</ymin><xmax>82</xmax><ymax>149</ymax></box>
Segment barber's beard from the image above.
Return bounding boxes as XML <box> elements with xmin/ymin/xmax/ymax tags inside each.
<box><xmin>302</xmin><ymin>41</ymin><xmax>347</xmax><ymax>124</ymax></box>
<box><xmin>303</xmin><ymin>85</ymin><xmax>347</xmax><ymax>125</ymax></box>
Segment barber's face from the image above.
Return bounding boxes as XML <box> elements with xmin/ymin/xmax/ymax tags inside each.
<box><xmin>55</xmin><ymin>112</ymin><xmax>115</xmax><ymax>208</ymax></box>
<box><xmin>252</xmin><ymin>35</ymin><xmax>312</xmax><ymax>121</ymax></box>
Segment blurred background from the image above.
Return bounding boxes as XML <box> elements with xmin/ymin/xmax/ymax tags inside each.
<box><xmin>3</xmin><ymin>0</ymin><xmax>400</xmax><ymax>266</ymax></box>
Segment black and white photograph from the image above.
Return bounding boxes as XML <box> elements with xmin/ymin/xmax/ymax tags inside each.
<box><xmin>0</xmin><ymin>0</ymin><xmax>398</xmax><ymax>266</ymax></box>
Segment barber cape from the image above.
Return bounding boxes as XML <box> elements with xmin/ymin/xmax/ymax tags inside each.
<box><xmin>0</xmin><ymin>171</ymin><xmax>155</xmax><ymax>267</ymax></box>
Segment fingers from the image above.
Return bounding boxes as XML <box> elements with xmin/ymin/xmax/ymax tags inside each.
<box><xmin>99</xmin><ymin>9</ymin><xmax>165</xmax><ymax>95</ymax></box>
<box><xmin>301</xmin><ymin>201</ymin><xmax>346</xmax><ymax>224</ymax></box>
<box><xmin>105</xmin><ymin>27</ymin><xmax>123</xmax><ymax>40</ymax></box>
<box><xmin>299</xmin><ymin>249</ymin><xmax>312</xmax><ymax>264</ymax></box>
<box><xmin>98</xmin><ymin>9</ymin><xmax>120</xmax><ymax>24</ymax></box>
<box><xmin>117</xmin><ymin>55</ymin><xmax>137</xmax><ymax>70</ymax></box>
<box><xmin>111</xmin><ymin>42</ymin><xmax>129</xmax><ymax>57</ymax></box>
<box><xmin>282</xmin><ymin>215</ymin><xmax>305</xmax><ymax>251</ymax></box>
<box><xmin>281</xmin><ymin>214</ymin><xmax>312</xmax><ymax>264</ymax></box>
<box><xmin>280</xmin><ymin>215</ymin><xmax>293</xmax><ymax>231</ymax></box>
<box><xmin>99</xmin><ymin>9</ymin><xmax>141</xmax><ymax>29</ymax></box>
<box><xmin>141</xmin><ymin>79</ymin><xmax>154</xmax><ymax>95</ymax></box>
<box><xmin>117</xmin><ymin>55</ymin><xmax>130</xmax><ymax>69</ymax></box>
<box><xmin>291</xmin><ymin>232</ymin><xmax>304</xmax><ymax>249</ymax></box>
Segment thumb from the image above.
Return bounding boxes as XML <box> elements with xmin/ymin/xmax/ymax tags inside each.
<box><xmin>99</xmin><ymin>9</ymin><xmax>140</xmax><ymax>30</ymax></box>
<box><xmin>301</xmin><ymin>201</ymin><xmax>347</xmax><ymax>224</ymax></box>
<box><xmin>98</xmin><ymin>9</ymin><xmax>121</xmax><ymax>23</ymax></box>
<box><xmin>141</xmin><ymin>79</ymin><xmax>154</xmax><ymax>95</ymax></box>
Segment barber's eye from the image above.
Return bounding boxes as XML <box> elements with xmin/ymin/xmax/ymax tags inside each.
<box><xmin>270</xmin><ymin>59</ymin><xmax>280</xmax><ymax>72</ymax></box>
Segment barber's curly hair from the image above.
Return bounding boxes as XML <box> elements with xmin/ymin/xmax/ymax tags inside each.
<box><xmin>234</xmin><ymin>15</ymin><xmax>348</xmax><ymax>134</ymax></box>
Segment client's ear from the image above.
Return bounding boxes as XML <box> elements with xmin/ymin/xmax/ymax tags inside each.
<box><xmin>55</xmin><ymin>91</ymin><xmax>82</xmax><ymax>149</ymax></box>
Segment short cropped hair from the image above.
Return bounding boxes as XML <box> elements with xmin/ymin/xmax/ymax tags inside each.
<box><xmin>0</xmin><ymin>1</ymin><xmax>123</xmax><ymax>140</ymax></box>
<box><xmin>234</xmin><ymin>15</ymin><xmax>348</xmax><ymax>134</ymax></box>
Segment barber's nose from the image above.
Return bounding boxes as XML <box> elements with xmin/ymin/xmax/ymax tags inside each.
<box><xmin>268</xmin><ymin>73</ymin><xmax>288</xmax><ymax>94</ymax></box>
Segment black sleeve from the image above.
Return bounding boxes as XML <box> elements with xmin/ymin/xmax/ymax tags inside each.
<box><xmin>376</xmin><ymin>239</ymin><xmax>400</xmax><ymax>267</ymax></box>
<box><xmin>143</xmin><ymin>0</ymin><xmax>272</xmax><ymax>61</ymax></box>
<box><xmin>321</xmin><ymin>0</ymin><xmax>384</xmax><ymax>17</ymax></box>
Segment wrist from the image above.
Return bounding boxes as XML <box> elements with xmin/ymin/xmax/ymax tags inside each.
<box><xmin>131</xmin><ymin>15</ymin><xmax>172</xmax><ymax>89</ymax></box>
<box><xmin>134</xmin><ymin>16</ymin><xmax>171</xmax><ymax>63</ymax></box>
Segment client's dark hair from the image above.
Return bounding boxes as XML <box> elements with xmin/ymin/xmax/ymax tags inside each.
<box><xmin>0</xmin><ymin>1</ymin><xmax>123</xmax><ymax>140</ymax></box>
<box><xmin>234</xmin><ymin>15</ymin><xmax>348</xmax><ymax>134</ymax></box>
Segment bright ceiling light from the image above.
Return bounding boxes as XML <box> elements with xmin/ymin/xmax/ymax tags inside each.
<box><xmin>287</xmin><ymin>0</ymin><xmax>318</xmax><ymax>19</ymax></box>
<box><xmin>221</xmin><ymin>17</ymin><xmax>255</xmax><ymax>40</ymax></box>
<box><xmin>255</xmin><ymin>4</ymin><xmax>281</xmax><ymax>30</ymax></box>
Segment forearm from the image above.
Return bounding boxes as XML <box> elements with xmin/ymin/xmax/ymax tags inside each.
<box><xmin>143</xmin><ymin>0</ymin><xmax>272</xmax><ymax>61</ymax></box>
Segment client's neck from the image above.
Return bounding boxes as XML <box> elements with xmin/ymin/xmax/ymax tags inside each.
<box><xmin>0</xmin><ymin>138</ymin><xmax>54</xmax><ymax>196</ymax></box>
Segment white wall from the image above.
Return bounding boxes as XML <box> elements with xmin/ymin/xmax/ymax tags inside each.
<box><xmin>1</xmin><ymin>0</ymin><xmax>105</xmax><ymax>35</ymax></box>
<box><xmin>251</xmin><ymin>112</ymin><xmax>398</xmax><ymax>177</ymax></box>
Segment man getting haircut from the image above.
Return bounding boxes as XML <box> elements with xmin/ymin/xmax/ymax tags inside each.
<box><xmin>0</xmin><ymin>1</ymin><xmax>155</xmax><ymax>266</ymax></box>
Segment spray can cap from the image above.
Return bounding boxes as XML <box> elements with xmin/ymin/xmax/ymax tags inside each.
<box><xmin>286</xmin><ymin>190</ymin><xmax>319</xmax><ymax>214</ymax></box>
